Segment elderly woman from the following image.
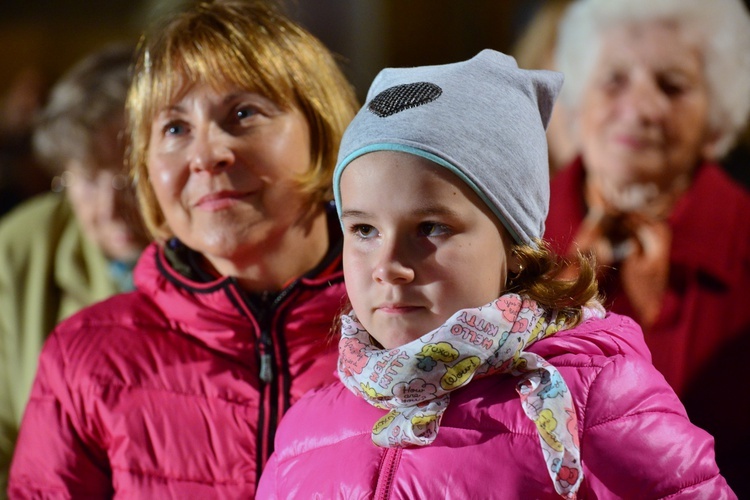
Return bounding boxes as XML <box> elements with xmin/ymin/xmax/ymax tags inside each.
<box><xmin>8</xmin><ymin>1</ymin><xmax>357</xmax><ymax>497</ymax></box>
<box><xmin>544</xmin><ymin>0</ymin><xmax>750</xmax><ymax>494</ymax></box>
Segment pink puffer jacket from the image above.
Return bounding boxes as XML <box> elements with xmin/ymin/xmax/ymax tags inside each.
<box><xmin>9</xmin><ymin>239</ymin><xmax>345</xmax><ymax>498</ymax></box>
<box><xmin>258</xmin><ymin>313</ymin><xmax>735</xmax><ymax>499</ymax></box>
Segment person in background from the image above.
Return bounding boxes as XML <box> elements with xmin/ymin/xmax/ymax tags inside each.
<box><xmin>8</xmin><ymin>0</ymin><xmax>358</xmax><ymax>497</ymax></box>
<box><xmin>258</xmin><ymin>49</ymin><xmax>731</xmax><ymax>499</ymax></box>
<box><xmin>0</xmin><ymin>44</ymin><xmax>150</xmax><ymax>495</ymax></box>
<box><xmin>544</xmin><ymin>0</ymin><xmax>750</xmax><ymax>494</ymax></box>
<box><xmin>0</xmin><ymin>67</ymin><xmax>51</xmax><ymax>216</ymax></box>
<box><xmin>511</xmin><ymin>0</ymin><xmax>576</xmax><ymax>175</ymax></box>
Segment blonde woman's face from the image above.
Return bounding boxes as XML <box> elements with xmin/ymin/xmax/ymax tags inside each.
<box><xmin>578</xmin><ymin>21</ymin><xmax>714</xmax><ymax>197</ymax></box>
<box><xmin>340</xmin><ymin>151</ymin><xmax>510</xmax><ymax>349</ymax></box>
<box><xmin>146</xmin><ymin>83</ymin><xmax>314</xmax><ymax>275</ymax></box>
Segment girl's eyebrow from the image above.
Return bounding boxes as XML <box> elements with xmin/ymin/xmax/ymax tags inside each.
<box><xmin>340</xmin><ymin>205</ymin><xmax>460</xmax><ymax>220</ymax></box>
<box><xmin>412</xmin><ymin>206</ymin><xmax>460</xmax><ymax>218</ymax></box>
<box><xmin>340</xmin><ymin>209</ymin><xmax>370</xmax><ymax>220</ymax></box>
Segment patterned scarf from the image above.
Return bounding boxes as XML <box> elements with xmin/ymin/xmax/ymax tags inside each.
<box><xmin>338</xmin><ymin>293</ymin><xmax>605</xmax><ymax>499</ymax></box>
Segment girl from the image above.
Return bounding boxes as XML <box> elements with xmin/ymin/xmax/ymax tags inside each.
<box><xmin>257</xmin><ymin>50</ymin><xmax>732</xmax><ymax>498</ymax></box>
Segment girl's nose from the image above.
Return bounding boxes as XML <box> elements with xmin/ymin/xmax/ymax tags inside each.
<box><xmin>189</xmin><ymin>125</ymin><xmax>235</xmax><ymax>173</ymax></box>
<box><xmin>372</xmin><ymin>239</ymin><xmax>415</xmax><ymax>284</ymax></box>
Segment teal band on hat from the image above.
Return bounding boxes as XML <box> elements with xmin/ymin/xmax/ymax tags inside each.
<box><xmin>333</xmin><ymin>49</ymin><xmax>563</xmax><ymax>246</ymax></box>
<box><xmin>333</xmin><ymin>143</ymin><xmax>523</xmax><ymax>244</ymax></box>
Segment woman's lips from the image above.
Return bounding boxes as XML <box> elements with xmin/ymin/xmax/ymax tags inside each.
<box><xmin>613</xmin><ymin>133</ymin><xmax>658</xmax><ymax>150</ymax></box>
<box><xmin>194</xmin><ymin>190</ymin><xmax>250</xmax><ymax>211</ymax></box>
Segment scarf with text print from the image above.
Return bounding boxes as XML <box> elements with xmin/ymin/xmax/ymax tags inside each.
<box><xmin>338</xmin><ymin>293</ymin><xmax>605</xmax><ymax>499</ymax></box>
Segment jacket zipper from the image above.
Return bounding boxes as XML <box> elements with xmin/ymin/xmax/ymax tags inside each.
<box><xmin>255</xmin><ymin>284</ymin><xmax>296</xmax><ymax>383</ymax></box>
<box><xmin>243</xmin><ymin>283</ymin><xmax>299</xmax><ymax>487</ymax></box>
<box><xmin>374</xmin><ymin>447</ymin><xmax>402</xmax><ymax>499</ymax></box>
<box><xmin>257</xmin><ymin>333</ymin><xmax>273</xmax><ymax>383</ymax></box>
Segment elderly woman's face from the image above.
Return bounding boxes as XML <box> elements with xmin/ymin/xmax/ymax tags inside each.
<box><xmin>578</xmin><ymin>21</ymin><xmax>714</xmax><ymax>195</ymax></box>
<box><xmin>146</xmin><ymin>83</ymin><xmax>313</xmax><ymax>274</ymax></box>
<box><xmin>65</xmin><ymin>126</ymin><xmax>149</xmax><ymax>263</ymax></box>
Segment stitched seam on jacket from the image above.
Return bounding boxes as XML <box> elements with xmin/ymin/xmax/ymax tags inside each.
<box><xmin>584</xmin><ymin>407</ymin><xmax>686</xmax><ymax>432</ymax></box>
<box><xmin>659</xmin><ymin>473</ymin><xmax>726</xmax><ymax>499</ymax></box>
<box><xmin>109</xmin><ymin>464</ymin><xmax>249</xmax><ymax>486</ymax></box>
<box><xmin>84</xmin><ymin>375</ymin><xmax>256</xmax><ymax>407</ymax></box>
<box><xmin>276</xmin><ymin>431</ymin><xmax>371</xmax><ymax>461</ymax></box>
<box><xmin>582</xmin><ymin>354</ymin><xmax>686</xmax><ymax>432</ymax></box>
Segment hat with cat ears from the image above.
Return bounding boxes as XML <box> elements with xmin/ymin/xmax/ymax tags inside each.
<box><xmin>333</xmin><ymin>49</ymin><xmax>563</xmax><ymax>246</ymax></box>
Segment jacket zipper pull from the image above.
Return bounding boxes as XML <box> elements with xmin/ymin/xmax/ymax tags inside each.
<box><xmin>259</xmin><ymin>351</ymin><xmax>273</xmax><ymax>383</ymax></box>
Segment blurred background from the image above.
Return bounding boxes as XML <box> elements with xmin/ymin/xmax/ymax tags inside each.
<box><xmin>0</xmin><ymin>0</ymin><xmax>542</xmax><ymax>101</ymax></box>
<box><xmin>0</xmin><ymin>0</ymin><xmax>546</xmax><ymax>213</ymax></box>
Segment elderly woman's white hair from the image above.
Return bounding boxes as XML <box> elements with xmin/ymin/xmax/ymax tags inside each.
<box><xmin>555</xmin><ymin>0</ymin><xmax>750</xmax><ymax>157</ymax></box>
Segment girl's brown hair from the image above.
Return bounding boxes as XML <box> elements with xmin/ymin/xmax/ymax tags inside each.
<box><xmin>505</xmin><ymin>239</ymin><xmax>600</xmax><ymax>328</ymax></box>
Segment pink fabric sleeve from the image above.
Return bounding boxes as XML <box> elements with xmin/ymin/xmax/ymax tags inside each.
<box><xmin>8</xmin><ymin>331</ymin><xmax>112</xmax><ymax>498</ymax></box>
<box><xmin>579</xmin><ymin>351</ymin><xmax>736</xmax><ymax>499</ymax></box>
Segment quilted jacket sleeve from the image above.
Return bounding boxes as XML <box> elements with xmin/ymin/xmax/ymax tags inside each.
<box><xmin>8</xmin><ymin>331</ymin><xmax>113</xmax><ymax>498</ymax></box>
<box><xmin>579</xmin><ymin>351</ymin><xmax>735</xmax><ymax>499</ymax></box>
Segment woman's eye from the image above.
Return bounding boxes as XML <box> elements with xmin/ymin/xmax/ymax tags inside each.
<box><xmin>419</xmin><ymin>222</ymin><xmax>449</xmax><ymax>237</ymax></box>
<box><xmin>236</xmin><ymin>107</ymin><xmax>258</xmax><ymax>121</ymax></box>
<box><xmin>352</xmin><ymin>224</ymin><xmax>377</xmax><ymax>239</ymax></box>
<box><xmin>659</xmin><ymin>78</ymin><xmax>687</xmax><ymax>97</ymax></box>
<box><xmin>164</xmin><ymin>122</ymin><xmax>187</xmax><ymax>136</ymax></box>
<box><xmin>601</xmin><ymin>72</ymin><xmax>627</xmax><ymax>93</ymax></box>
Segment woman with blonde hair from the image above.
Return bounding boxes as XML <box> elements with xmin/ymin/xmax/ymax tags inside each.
<box><xmin>9</xmin><ymin>1</ymin><xmax>358</xmax><ymax>497</ymax></box>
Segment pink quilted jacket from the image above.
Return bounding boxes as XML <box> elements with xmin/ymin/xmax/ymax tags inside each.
<box><xmin>9</xmin><ymin>240</ymin><xmax>345</xmax><ymax>498</ymax></box>
<box><xmin>258</xmin><ymin>313</ymin><xmax>735</xmax><ymax>499</ymax></box>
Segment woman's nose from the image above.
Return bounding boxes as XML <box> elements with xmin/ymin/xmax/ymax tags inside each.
<box><xmin>623</xmin><ymin>77</ymin><xmax>670</xmax><ymax>123</ymax></box>
<box><xmin>372</xmin><ymin>238</ymin><xmax>415</xmax><ymax>284</ymax></box>
<box><xmin>189</xmin><ymin>125</ymin><xmax>235</xmax><ymax>172</ymax></box>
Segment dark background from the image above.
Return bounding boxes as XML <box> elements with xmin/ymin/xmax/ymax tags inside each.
<box><xmin>0</xmin><ymin>0</ymin><xmax>544</xmax><ymax>101</ymax></box>
<box><xmin>0</xmin><ymin>0</ymin><xmax>550</xmax><ymax>216</ymax></box>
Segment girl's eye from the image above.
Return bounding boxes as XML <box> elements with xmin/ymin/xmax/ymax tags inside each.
<box><xmin>419</xmin><ymin>222</ymin><xmax>449</xmax><ymax>237</ymax></box>
<box><xmin>352</xmin><ymin>224</ymin><xmax>378</xmax><ymax>239</ymax></box>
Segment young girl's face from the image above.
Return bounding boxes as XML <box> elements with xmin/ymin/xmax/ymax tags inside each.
<box><xmin>340</xmin><ymin>150</ymin><xmax>512</xmax><ymax>349</ymax></box>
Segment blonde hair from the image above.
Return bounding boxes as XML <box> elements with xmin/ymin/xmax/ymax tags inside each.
<box><xmin>126</xmin><ymin>0</ymin><xmax>358</xmax><ymax>241</ymax></box>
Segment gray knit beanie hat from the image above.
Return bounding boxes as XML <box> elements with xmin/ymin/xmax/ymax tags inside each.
<box><xmin>333</xmin><ymin>49</ymin><xmax>563</xmax><ymax>245</ymax></box>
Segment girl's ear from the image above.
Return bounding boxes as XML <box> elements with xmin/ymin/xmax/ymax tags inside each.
<box><xmin>508</xmin><ymin>252</ymin><xmax>523</xmax><ymax>274</ymax></box>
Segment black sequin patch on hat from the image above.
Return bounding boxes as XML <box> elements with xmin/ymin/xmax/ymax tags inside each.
<box><xmin>368</xmin><ymin>82</ymin><xmax>442</xmax><ymax>117</ymax></box>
